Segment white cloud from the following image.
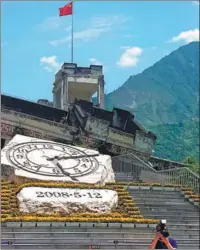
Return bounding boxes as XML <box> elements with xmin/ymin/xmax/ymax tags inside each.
<box><xmin>169</xmin><ymin>29</ymin><xmax>199</xmax><ymax>43</ymax></box>
<box><xmin>36</xmin><ymin>16</ymin><xmax>71</xmax><ymax>32</ymax></box>
<box><xmin>117</xmin><ymin>46</ymin><xmax>143</xmax><ymax>68</ymax></box>
<box><xmin>40</xmin><ymin>56</ymin><xmax>62</xmax><ymax>73</ymax></box>
<box><xmin>49</xmin><ymin>15</ymin><xmax>128</xmax><ymax>46</ymax></box>
<box><xmin>89</xmin><ymin>58</ymin><xmax>102</xmax><ymax>65</ymax></box>
<box><xmin>192</xmin><ymin>1</ymin><xmax>199</xmax><ymax>6</ymax></box>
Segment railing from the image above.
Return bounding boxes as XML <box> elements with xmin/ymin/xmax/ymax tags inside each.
<box><xmin>112</xmin><ymin>153</ymin><xmax>199</xmax><ymax>194</ymax></box>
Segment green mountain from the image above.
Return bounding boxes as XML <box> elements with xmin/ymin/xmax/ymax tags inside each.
<box><xmin>149</xmin><ymin>118</ymin><xmax>199</xmax><ymax>161</ymax></box>
<box><xmin>106</xmin><ymin>42</ymin><xmax>199</xmax><ymax>126</ymax></box>
<box><xmin>105</xmin><ymin>42</ymin><xmax>199</xmax><ymax>162</ymax></box>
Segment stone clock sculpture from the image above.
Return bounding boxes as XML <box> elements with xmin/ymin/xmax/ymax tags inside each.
<box><xmin>1</xmin><ymin>135</ymin><xmax>115</xmax><ymax>185</ymax></box>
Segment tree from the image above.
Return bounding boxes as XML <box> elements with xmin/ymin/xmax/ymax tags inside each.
<box><xmin>183</xmin><ymin>156</ymin><xmax>199</xmax><ymax>175</ymax></box>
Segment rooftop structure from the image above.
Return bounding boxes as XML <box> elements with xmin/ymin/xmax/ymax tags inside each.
<box><xmin>53</xmin><ymin>63</ymin><xmax>104</xmax><ymax>110</ymax></box>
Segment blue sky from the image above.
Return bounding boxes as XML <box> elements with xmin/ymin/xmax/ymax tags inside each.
<box><xmin>1</xmin><ymin>1</ymin><xmax>199</xmax><ymax>102</ymax></box>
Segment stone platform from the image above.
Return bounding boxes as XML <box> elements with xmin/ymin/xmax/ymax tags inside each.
<box><xmin>17</xmin><ymin>187</ymin><xmax>118</xmax><ymax>214</ymax></box>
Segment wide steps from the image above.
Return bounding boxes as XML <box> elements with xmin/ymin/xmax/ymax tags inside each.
<box><xmin>128</xmin><ymin>189</ymin><xmax>181</xmax><ymax>194</ymax></box>
<box><xmin>2</xmin><ymin>234</ymin><xmax>199</xmax><ymax>240</ymax></box>
<box><xmin>133</xmin><ymin>196</ymin><xmax>185</xmax><ymax>201</ymax></box>
<box><xmin>129</xmin><ymin>187</ymin><xmax>199</xmax><ymax>249</ymax></box>
<box><xmin>2</xmin><ymin>227</ymin><xmax>199</xmax><ymax>239</ymax></box>
<box><xmin>142</xmin><ymin>212</ymin><xmax>199</xmax><ymax>218</ymax></box>
<box><xmin>136</xmin><ymin>201</ymin><xmax>194</xmax><ymax>205</ymax></box>
<box><xmin>138</xmin><ymin>203</ymin><xmax>197</xmax><ymax>209</ymax></box>
<box><xmin>131</xmin><ymin>192</ymin><xmax>185</xmax><ymax>197</ymax></box>
<box><xmin>2</xmin><ymin>186</ymin><xmax>199</xmax><ymax>249</ymax></box>
<box><xmin>1</xmin><ymin>242</ymin><xmax>200</xmax><ymax>249</ymax></box>
<box><xmin>2</xmin><ymin>230</ymin><xmax>200</xmax><ymax>237</ymax></box>
<box><xmin>2</xmin><ymin>237</ymin><xmax>200</xmax><ymax>243</ymax></box>
<box><xmin>140</xmin><ymin>210</ymin><xmax>199</xmax><ymax>217</ymax></box>
<box><xmin>2</xmin><ymin>224</ymin><xmax>199</xmax><ymax>231</ymax></box>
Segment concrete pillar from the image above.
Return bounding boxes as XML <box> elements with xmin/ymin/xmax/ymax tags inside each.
<box><xmin>56</xmin><ymin>88</ymin><xmax>60</xmax><ymax>109</ymax></box>
<box><xmin>98</xmin><ymin>76</ymin><xmax>105</xmax><ymax>109</ymax></box>
<box><xmin>53</xmin><ymin>91</ymin><xmax>57</xmax><ymax>108</ymax></box>
<box><xmin>63</xmin><ymin>76</ymin><xmax>68</xmax><ymax>111</ymax></box>
<box><xmin>60</xmin><ymin>79</ymin><xmax>64</xmax><ymax>110</ymax></box>
<box><xmin>97</xmin><ymin>85</ymin><xmax>100</xmax><ymax>107</ymax></box>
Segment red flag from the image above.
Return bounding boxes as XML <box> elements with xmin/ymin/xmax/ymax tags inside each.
<box><xmin>59</xmin><ymin>2</ymin><xmax>73</xmax><ymax>17</ymax></box>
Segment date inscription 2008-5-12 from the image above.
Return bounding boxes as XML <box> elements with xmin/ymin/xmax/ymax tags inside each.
<box><xmin>36</xmin><ymin>191</ymin><xmax>103</xmax><ymax>199</ymax></box>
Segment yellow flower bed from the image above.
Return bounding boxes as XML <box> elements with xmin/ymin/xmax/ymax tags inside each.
<box><xmin>2</xmin><ymin>178</ymin><xmax>198</xmax><ymax>222</ymax></box>
<box><xmin>183</xmin><ymin>190</ymin><xmax>200</xmax><ymax>202</ymax></box>
<box><xmin>184</xmin><ymin>191</ymin><xmax>194</xmax><ymax>195</ymax></box>
<box><xmin>1</xmin><ymin>179</ymin><xmax>159</xmax><ymax>224</ymax></box>
<box><xmin>2</xmin><ymin>215</ymin><xmax>158</xmax><ymax>223</ymax></box>
<box><xmin>1</xmin><ymin>180</ymin><xmax>17</xmax><ymax>220</ymax></box>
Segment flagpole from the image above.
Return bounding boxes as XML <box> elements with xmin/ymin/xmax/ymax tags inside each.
<box><xmin>71</xmin><ymin>1</ymin><xmax>74</xmax><ymax>63</ymax></box>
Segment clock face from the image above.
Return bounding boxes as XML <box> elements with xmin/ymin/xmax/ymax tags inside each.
<box><xmin>6</xmin><ymin>142</ymin><xmax>99</xmax><ymax>179</ymax></box>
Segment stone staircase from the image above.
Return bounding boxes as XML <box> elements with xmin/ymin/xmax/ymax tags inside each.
<box><xmin>2</xmin><ymin>225</ymin><xmax>199</xmax><ymax>249</ymax></box>
<box><xmin>128</xmin><ymin>186</ymin><xmax>200</xmax><ymax>249</ymax></box>
<box><xmin>1</xmin><ymin>187</ymin><xmax>199</xmax><ymax>249</ymax></box>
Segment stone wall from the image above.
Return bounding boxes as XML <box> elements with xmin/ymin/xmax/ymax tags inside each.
<box><xmin>84</xmin><ymin>116</ymin><xmax>109</xmax><ymax>140</ymax></box>
<box><xmin>107</xmin><ymin>128</ymin><xmax>133</xmax><ymax>149</ymax></box>
<box><xmin>1</xmin><ymin>109</ymin><xmax>76</xmax><ymax>143</ymax></box>
<box><xmin>134</xmin><ymin>130</ymin><xmax>156</xmax><ymax>154</ymax></box>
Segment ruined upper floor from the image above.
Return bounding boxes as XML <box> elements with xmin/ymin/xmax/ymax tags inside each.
<box><xmin>1</xmin><ymin>94</ymin><xmax>156</xmax><ymax>154</ymax></box>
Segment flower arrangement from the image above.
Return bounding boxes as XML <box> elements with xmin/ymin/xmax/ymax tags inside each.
<box><xmin>2</xmin><ymin>215</ymin><xmax>158</xmax><ymax>224</ymax></box>
<box><xmin>182</xmin><ymin>190</ymin><xmax>200</xmax><ymax>202</ymax></box>
<box><xmin>1</xmin><ymin>179</ymin><xmax>160</xmax><ymax>224</ymax></box>
<box><xmin>2</xmin><ymin>179</ymin><xmax>198</xmax><ymax>223</ymax></box>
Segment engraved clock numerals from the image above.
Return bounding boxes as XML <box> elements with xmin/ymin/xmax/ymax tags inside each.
<box><xmin>70</xmin><ymin>151</ymin><xmax>79</xmax><ymax>156</ymax></box>
<box><xmin>15</xmin><ymin>154</ymin><xmax>24</xmax><ymax>160</ymax></box>
<box><xmin>17</xmin><ymin>148</ymin><xmax>29</xmax><ymax>154</ymax></box>
<box><xmin>81</xmin><ymin>158</ymin><xmax>90</xmax><ymax>163</ymax></box>
<box><xmin>42</xmin><ymin>144</ymin><xmax>54</xmax><ymax>149</ymax></box>
<box><xmin>74</xmin><ymin>167</ymin><xmax>82</xmax><ymax>173</ymax></box>
<box><xmin>80</xmin><ymin>164</ymin><xmax>88</xmax><ymax>168</ymax></box>
<box><xmin>23</xmin><ymin>160</ymin><xmax>31</xmax><ymax>167</ymax></box>
<box><xmin>52</xmin><ymin>168</ymin><xmax>62</xmax><ymax>175</ymax></box>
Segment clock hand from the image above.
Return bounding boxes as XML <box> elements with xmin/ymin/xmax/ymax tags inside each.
<box><xmin>46</xmin><ymin>153</ymin><xmax>99</xmax><ymax>161</ymax></box>
<box><xmin>56</xmin><ymin>162</ymin><xmax>78</xmax><ymax>182</ymax></box>
<box><xmin>46</xmin><ymin>156</ymin><xmax>79</xmax><ymax>182</ymax></box>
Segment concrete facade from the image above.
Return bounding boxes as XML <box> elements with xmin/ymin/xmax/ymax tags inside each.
<box><xmin>53</xmin><ymin>63</ymin><xmax>104</xmax><ymax>111</ymax></box>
